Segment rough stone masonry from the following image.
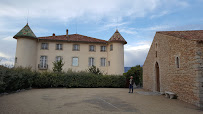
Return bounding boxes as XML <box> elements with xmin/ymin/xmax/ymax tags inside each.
<box><xmin>143</xmin><ymin>30</ymin><xmax>203</xmax><ymax>107</ymax></box>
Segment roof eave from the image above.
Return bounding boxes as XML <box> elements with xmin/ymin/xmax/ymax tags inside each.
<box><xmin>13</xmin><ymin>36</ymin><xmax>37</xmax><ymax>39</ymax></box>
<box><xmin>38</xmin><ymin>38</ymin><xmax>108</xmax><ymax>44</ymax></box>
<box><xmin>108</xmin><ymin>40</ymin><xmax>127</xmax><ymax>44</ymax></box>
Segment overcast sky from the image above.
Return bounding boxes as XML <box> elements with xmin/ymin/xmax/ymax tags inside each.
<box><xmin>0</xmin><ymin>0</ymin><xmax>203</xmax><ymax>67</ymax></box>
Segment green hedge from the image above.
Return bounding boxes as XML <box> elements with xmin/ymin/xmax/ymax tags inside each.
<box><xmin>0</xmin><ymin>66</ymin><xmax>37</xmax><ymax>93</ymax></box>
<box><xmin>0</xmin><ymin>66</ymin><xmax>126</xmax><ymax>93</ymax></box>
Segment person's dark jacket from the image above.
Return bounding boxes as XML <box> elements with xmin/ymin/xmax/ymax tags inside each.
<box><xmin>129</xmin><ymin>79</ymin><xmax>134</xmax><ymax>85</ymax></box>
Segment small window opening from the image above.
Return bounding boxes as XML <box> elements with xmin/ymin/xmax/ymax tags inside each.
<box><xmin>176</xmin><ymin>57</ymin><xmax>180</xmax><ymax>68</ymax></box>
<box><xmin>15</xmin><ymin>57</ymin><xmax>17</xmax><ymax>63</ymax></box>
<box><xmin>156</xmin><ymin>51</ymin><xmax>157</xmax><ymax>57</ymax></box>
<box><xmin>110</xmin><ymin>45</ymin><xmax>113</xmax><ymax>51</ymax></box>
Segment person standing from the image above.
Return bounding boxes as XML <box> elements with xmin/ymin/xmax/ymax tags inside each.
<box><xmin>129</xmin><ymin>76</ymin><xmax>134</xmax><ymax>93</ymax></box>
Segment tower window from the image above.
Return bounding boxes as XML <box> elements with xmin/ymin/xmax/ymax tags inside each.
<box><xmin>15</xmin><ymin>57</ymin><xmax>17</xmax><ymax>63</ymax></box>
<box><xmin>176</xmin><ymin>57</ymin><xmax>180</xmax><ymax>68</ymax></box>
<box><xmin>110</xmin><ymin>44</ymin><xmax>113</xmax><ymax>51</ymax></box>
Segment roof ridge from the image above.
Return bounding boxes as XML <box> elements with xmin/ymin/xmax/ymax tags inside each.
<box><xmin>157</xmin><ymin>30</ymin><xmax>203</xmax><ymax>33</ymax></box>
<box><xmin>39</xmin><ymin>33</ymin><xmax>108</xmax><ymax>42</ymax></box>
<box><xmin>157</xmin><ymin>30</ymin><xmax>203</xmax><ymax>41</ymax></box>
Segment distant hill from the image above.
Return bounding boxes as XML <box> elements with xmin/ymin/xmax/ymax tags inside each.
<box><xmin>124</xmin><ymin>67</ymin><xmax>131</xmax><ymax>73</ymax></box>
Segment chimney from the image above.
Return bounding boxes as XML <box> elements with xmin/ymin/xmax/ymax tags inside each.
<box><xmin>66</xmin><ymin>29</ymin><xmax>69</xmax><ymax>37</ymax></box>
<box><xmin>53</xmin><ymin>33</ymin><xmax>55</xmax><ymax>36</ymax></box>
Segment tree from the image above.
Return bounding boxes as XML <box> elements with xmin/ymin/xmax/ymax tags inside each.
<box><xmin>52</xmin><ymin>59</ymin><xmax>64</xmax><ymax>73</ymax></box>
<box><xmin>88</xmin><ymin>65</ymin><xmax>102</xmax><ymax>75</ymax></box>
<box><xmin>123</xmin><ymin>65</ymin><xmax>143</xmax><ymax>87</ymax></box>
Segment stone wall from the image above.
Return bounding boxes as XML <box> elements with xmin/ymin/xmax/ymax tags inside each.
<box><xmin>143</xmin><ymin>33</ymin><xmax>202</xmax><ymax>107</ymax></box>
<box><xmin>167</xmin><ymin>35</ymin><xmax>198</xmax><ymax>106</ymax></box>
<box><xmin>195</xmin><ymin>41</ymin><xmax>203</xmax><ymax>107</ymax></box>
<box><xmin>143</xmin><ymin>33</ymin><xmax>170</xmax><ymax>92</ymax></box>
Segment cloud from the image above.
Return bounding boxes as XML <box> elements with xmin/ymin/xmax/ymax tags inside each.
<box><xmin>124</xmin><ymin>41</ymin><xmax>151</xmax><ymax>67</ymax></box>
<box><xmin>0</xmin><ymin>38</ymin><xmax>16</xmax><ymax>66</ymax></box>
<box><xmin>0</xmin><ymin>0</ymin><xmax>189</xmax><ymax>26</ymax></box>
<box><xmin>120</xmin><ymin>28</ymin><xmax>137</xmax><ymax>35</ymax></box>
<box><xmin>2</xmin><ymin>36</ymin><xmax>15</xmax><ymax>41</ymax></box>
<box><xmin>99</xmin><ymin>22</ymin><xmax>129</xmax><ymax>32</ymax></box>
<box><xmin>0</xmin><ymin>52</ymin><xmax>11</xmax><ymax>59</ymax></box>
<box><xmin>138</xmin><ymin>25</ymin><xmax>171</xmax><ymax>31</ymax></box>
<box><xmin>0</xmin><ymin>52</ymin><xmax>14</xmax><ymax>65</ymax></box>
<box><xmin>150</xmin><ymin>11</ymin><xmax>169</xmax><ymax>19</ymax></box>
<box><xmin>0</xmin><ymin>57</ymin><xmax>14</xmax><ymax>66</ymax></box>
<box><xmin>0</xmin><ymin>0</ymin><xmax>159</xmax><ymax>20</ymax></box>
<box><xmin>0</xmin><ymin>0</ymin><xmax>196</xmax><ymax>68</ymax></box>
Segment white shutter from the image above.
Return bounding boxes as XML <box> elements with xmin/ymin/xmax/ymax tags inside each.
<box><xmin>72</xmin><ymin>57</ymin><xmax>78</xmax><ymax>66</ymax></box>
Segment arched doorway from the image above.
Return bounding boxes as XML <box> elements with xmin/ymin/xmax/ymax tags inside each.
<box><xmin>155</xmin><ymin>62</ymin><xmax>160</xmax><ymax>92</ymax></box>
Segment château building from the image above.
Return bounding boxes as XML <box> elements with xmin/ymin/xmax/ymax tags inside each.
<box><xmin>13</xmin><ymin>23</ymin><xmax>127</xmax><ymax>75</ymax></box>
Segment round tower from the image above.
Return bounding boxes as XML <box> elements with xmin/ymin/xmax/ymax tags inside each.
<box><xmin>108</xmin><ymin>29</ymin><xmax>127</xmax><ymax>75</ymax></box>
<box><xmin>13</xmin><ymin>23</ymin><xmax>37</xmax><ymax>70</ymax></box>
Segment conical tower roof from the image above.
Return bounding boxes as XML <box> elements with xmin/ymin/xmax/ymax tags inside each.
<box><xmin>108</xmin><ymin>29</ymin><xmax>127</xmax><ymax>44</ymax></box>
<box><xmin>13</xmin><ymin>23</ymin><xmax>37</xmax><ymax>39</ymax></box>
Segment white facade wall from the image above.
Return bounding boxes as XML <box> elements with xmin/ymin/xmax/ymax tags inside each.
<box><xmin>107</xmin><ymin>42</ymin><xmax>124</xmax><ymax>75</ymax></box>
<box><xmin>36</xmin><ymin>41</ymin><xmax>110</xmax><ymax>74</ymax></box>
<box><xmin>15</xmin><ymin>38</ymin><xmax>37</xmax><ymax>70</ymax></box>
<box><xmin>15</xmin><ymin>38</ymin><xmax>125</xmax><ymax>75</ymax></box>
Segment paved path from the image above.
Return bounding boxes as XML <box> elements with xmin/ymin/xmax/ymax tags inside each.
<box><xmin>0</xmin><ymin>88</ymin><xmax>202</xmax><ymax>114</ymax></box>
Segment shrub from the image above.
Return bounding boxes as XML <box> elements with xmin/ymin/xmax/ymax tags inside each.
<box><xmin>0</xmin><ymin>66</ymin><xmax>37</xmax><ymax>93</ymax></box>
<box><xmin>33</xmin><ymin>71</ymin><xmax>125</xmax><ymax>88</ymax></box>
<box><xmin>87</xmin><ymin>65</ymin><xmax>102</xmax><ymax>75</ymax></box>
<box><xmin>52</xmin><ymin>59</ymin><xmax>64</xmax><ymax>73</ymax></box>
<box><xmin>123</xmin><ymin>65</ymin><xmax>143</xmax><ymax>87</ymax></box>
<box><xmin>0</xmin><ymin>65</ymin><xmax>126</xmax><ymax>93</ymax></box>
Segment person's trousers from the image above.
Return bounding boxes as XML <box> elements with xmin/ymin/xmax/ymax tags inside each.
<box><xmin>129</xmin><ymin>84</ymin><xmax>133</xmax><ymax>93</ymax></box>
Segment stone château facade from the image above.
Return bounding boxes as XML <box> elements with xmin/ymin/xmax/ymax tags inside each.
<box><xmin>13</xmin><ymin>23</ymin><xmax>127</xmax><ymax>75</ymax></box>
<box><xmin>143</xmin><ymin>30</ymin><xmax>203</xmax><ymax>107</ymax></box>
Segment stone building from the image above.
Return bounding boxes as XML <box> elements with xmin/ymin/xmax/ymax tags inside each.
<box><xmin>13</xmin><ymin>23</ymin><xmax>127</xmax><ymax>75</ymax></box>
<box><xmin>143</xmin><ymin>30</ymin><xmax>203</xmax><ymax>107</ymax></box>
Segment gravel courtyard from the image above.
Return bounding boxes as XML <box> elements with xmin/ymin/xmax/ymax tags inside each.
<box><xmin>0</xmin><ymin>88</ymin><xmax>202</xmax><ymax>114</ymax></box>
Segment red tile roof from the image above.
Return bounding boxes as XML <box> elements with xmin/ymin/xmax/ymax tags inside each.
<box><xmin>108</xmin><ymin>30</ymin><xmax>127</xmax><ymax>44</ymax></box>
<box><xmin>157</xmin><ymin>30</ymin><xmax>203</xmax><ymax>41</ymax></box>
<box><xmin>38</xmin><ymin>34</ymin><xmax>108</xmax><ymax>43</ymax></box>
